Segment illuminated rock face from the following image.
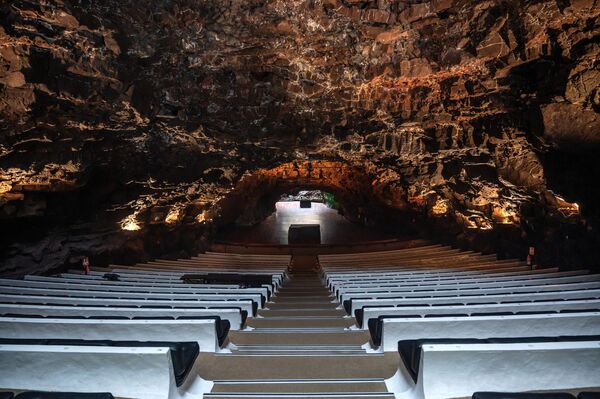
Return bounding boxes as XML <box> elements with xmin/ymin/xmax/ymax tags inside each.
<box><xmin>0</xmin><ymin>0</ymin><xmax>598</xmax><ymax>274</ymax></box>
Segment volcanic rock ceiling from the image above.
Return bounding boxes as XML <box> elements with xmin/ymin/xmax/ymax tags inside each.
<box><xmin>0</xmin><ymin>0</ymin><xmax>599</xmax><ymax>275</ymax></box>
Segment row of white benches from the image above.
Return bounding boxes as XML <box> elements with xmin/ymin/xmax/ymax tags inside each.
<box><xmin>0</xmin><ymin>255</ymin><xmax>291</xmax><ymax>399</ymax></box>
<box><xmin>321</xmin><ymin>247</ymin><xmax>600</xmax><ymax>399</ymax></box>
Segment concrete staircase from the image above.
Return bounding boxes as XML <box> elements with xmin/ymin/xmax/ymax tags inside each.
<box><xmin>199</xmin><ymin>272</ymin><xmax>398</xmax><ymax>398</ymax></box>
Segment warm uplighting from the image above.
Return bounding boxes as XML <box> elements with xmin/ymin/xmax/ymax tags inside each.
<box><xmin>0</xmin><ymin>181</ymin><xmax>12</xmax><ymax>194</ymax></box>
<box><xmin>165</xmin><ymin>208</ymin><xmax>181</xmax><ymax>224</ymax></box>
<box><xmin>555</xmin><ymin>195</ymin><xmax>580</xmax><ymax>217</ymax></box>
<box><xmin>121</xmin><ymin>214</ymin><xmax>141</xmax><ymax>231</ymax></box>
<box><xmin>460</xmin><ymin>212</ymin><xmax>493</xmax><ymax>230</ymax></box>
<box><xmin>431</xmin><ymin>198</ymin><xmax>450</xmax><ymax>215</ymax></box>
<box><xmin>478</xmin><ymin>220</ymin><xmax>494</xmax><ymax>230</ymax></box>
<box><xmin>492</xmin><ymin>206</ymin><xmax>519</xmax><ymax>225</ymax></box>
<box><xmin>196</xmin><ymin>210</ymin><xmax>211</xmax><ymax>223</ymax></box>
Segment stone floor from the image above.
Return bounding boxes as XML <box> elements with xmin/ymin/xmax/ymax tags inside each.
<box><xmin>221</xmin><ymin>201</ymin><xmax>393</xmax><ymax>245</ymax></box>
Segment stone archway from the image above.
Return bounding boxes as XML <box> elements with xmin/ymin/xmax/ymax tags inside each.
<box><xmin>212</xmin><ymin>160</ymin><xmax>407</xmax><ymax>230</ymax></box>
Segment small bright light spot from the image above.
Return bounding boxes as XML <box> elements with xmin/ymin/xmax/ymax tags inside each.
<box><xmin>121</xmin><ymin>214</ymin><xmax>141</xmax><ymax>231</ymax></box>
<box><xmin>0</xmin><ymin>181</ymin><xmax>12</xmax><ymax>194</ymax></box>
<box><xmin>196</xmin><ymin>211</ymin><xmax>210</xmax><ymax>223</ymax></box>
<box><xmin>432</xmin><ymin>198</ymin><xmax>450</xmax><ymax>215</ymax></box>
<box><xmin>492</xmin><ymin>206</ymin><xmax>518</xmax><ymax>225</ymax></box>
<box><xmin>165</xmin><ymin>209</ymin><xmax>180</xmax><ymax>224</ymax></box>
<box><xmin>555</xmin><ymin>195</ymin><xmax>580</xmax><ymax>217</ymax></box>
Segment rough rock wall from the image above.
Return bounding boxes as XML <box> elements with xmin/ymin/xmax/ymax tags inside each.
<box><xmin>0</xmin><ymin>0</ymin><xmax>598</xmax><ymax>275</ymax></box>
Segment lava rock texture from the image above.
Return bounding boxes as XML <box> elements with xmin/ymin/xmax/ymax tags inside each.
<box><xmin>1</xmin><ymin>0</ymin><xmax>599</xmax><ymax>275</ymax></box>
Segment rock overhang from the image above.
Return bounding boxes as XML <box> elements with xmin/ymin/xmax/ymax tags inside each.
<box><xmin>0</xmin><ymin>0</ymin><xmax>598</xmax><ymax>274</ymax></box>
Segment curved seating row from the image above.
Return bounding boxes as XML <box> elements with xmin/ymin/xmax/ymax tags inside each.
<box><xmin>0</xmin><ymin>252</ymin><xmax>291</xmax><ymax>398</ymax></box>
<box><xmin>368</xmin><ymin>311</ymin><xmax>600</xmax><ymax>350</ymax></box>
<box><xmin>320</xmin><ymin>245</ymin><xmax>600</xmax><ymax>398</ymax></box>
<box><xmin>0</xmin><ymin>315</ymin><xmax>230</xmax><ymax>350</ymax></box>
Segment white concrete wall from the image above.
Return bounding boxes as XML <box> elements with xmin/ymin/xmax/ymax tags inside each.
<box><xmin>415</xmin><ymin>341</ymin><xmax>600</xmax><ymax>399</ymax></box>
<box><xmin>0</xmin><ymin>345</ymin><xmax>181</xmax><ymax>399</ymax></box>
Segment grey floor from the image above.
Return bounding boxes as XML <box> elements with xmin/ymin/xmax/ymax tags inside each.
<box><xmin>222</xmin><ymin>201</ymin><xmax>393</xmax><ymax>245</ymax></box>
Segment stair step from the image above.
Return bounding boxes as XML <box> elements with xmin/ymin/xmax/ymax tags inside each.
<box><xmin>211</xmin><ymin>379</ymin><xmax>388</xmax><ymax>393</ymax></box>
<box><xmin>259</xmin><ymin>309</ymin><xmax>346</xmax><ymax>317</ymax></box>
<box><xmin>204</xmin><ymin>395</ymin><xmax>395</xmax><ymax>399</ymax></box>
<box><xmin>228</xmin><ymin>331</ymin><xmax>370</xmax><ymax>346</ymax></box>
<box><xmin>234</xmin><ymin>345</ymin><xmax>365</xmax><ymax>350</ymax></box>
<box><xmin>272</xmin><ymin>298</ymin><xmax>334</xmax><ymax>303</ymax></box>
<box><xmin>232</xmin><ymin>350</ymin><xmax>368</xmax><ymax>355</ymax></box>
<box><xmin>202</xmin><ymin>270</ymin><xmax>391</xmax><ymax>386</ymax></box>
<box><xmin>197</xmin><ymin>352</ymin><xmax>399</xmax><ymax>380</ymax></box>
<box><xmin>244</xmin><ymin>328</ymin><xmax>350</xmax><ymax>332</ymax></box>
<box><xmin>232</xmin><ymin>344</ymin><xmax>367</xmax><ymax>354</ymax></box>
<box><xmin>277</xmin><ymin>286</ymin><xmax>328</xmax><ymax>289</ymax></box>
<box><xmin>267</xmin><ymin>303</ymin><xmax>339</xmax><ymax>310</ymax></box>
<box><xmin>278</xmin><ymin>285</ymin><xmax>328</xmax><ymax>289</ymax></box>
<box><xmin>247</xmin><ymin>318</ymin><xmax>355</xmax><ymax>328</ymax></box>
<box><xmin>254</xmin><ymin>316</ymin><xmax>347</xmax><ymax>320</ymax></box>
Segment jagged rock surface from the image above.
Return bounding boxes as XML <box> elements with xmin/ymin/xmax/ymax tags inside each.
<box><xmin>0</xmin><ymin>0</ymin><xmax>598</xmax><ymax>275</ymax></box>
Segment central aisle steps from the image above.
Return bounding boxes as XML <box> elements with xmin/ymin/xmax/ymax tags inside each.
<box><xmin>201</xmin><ymin>271</ymin><xmax>397</xmax><ymax>398</ymax></box>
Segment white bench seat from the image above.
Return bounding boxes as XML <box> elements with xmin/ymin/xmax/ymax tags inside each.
<box><xmin>9</xmin><ymin>278</ymin><xmax>269</xmax><ymax>299</ymax></box>
<box><xmin>121</xmin><ymin>264</ymin><xmax>286</xmax><ymax>273</ymax></box>
<box><xmin>331</xmin><ymin>271</ymin><xmax>587</xmax><ymax>294</ymax></box>
<box><xmin>376</xmin><ymin>311</ymin><xmax>600</xmax><ymax>351</ymax></box>
<box><xmin>0</xmin><ymin>293</ymin><xmax>254</xmax><ymax>316</ymax></box>
<box><xmin>0</xmin><ymin>284</ymin><xmax>257</xmax><ymax>302</ymax></box>
<box><xmin>0</xmin><ymin>304</ymin><xmax>245</xmax><ymax>329</ymax></box>
<box><xmin>338</xmin><ymin>274</ymin><xmax>600</xmax><ymax>302</ymax></box>
<box><xmin>0</xmin><ymin>285</ymin><xmax>260</xmax><ymax>313</ymax></box>
<box><xmin>109</xmin><ymin>268</ymin><xmax>285</xmax><ymax>286</ymax></box>
<box><xmin>64</xmin><ymin>272</ymin><xmax>280</xmax><ymax>292</ymax></box>
<box><xmin>0</xmin><ymin>317</ymin><xmax>226</xmax><ymax>352</ymax></box>
<box><xmin>347</xmin><ymin>287</ymin><xmax>600</xmax><ymax>315</ymax></box>
<box><xmin>358</xmin><ymin>299</ymin><xmax>600</xmax><ymax>328</ymax></box>
<box><xmin>338</xmin><ymin>281</ymin><xmax>600</xmax><ymax>304</ymax></box>
<box><xmin>337</xmin><ymin>271</ymin><xmax>592</xmax><ymax>293</ymax></box>
<box><xmin>327</xmin><ymin>269</ymin><xmax>574</xmax><ymax>289</ymax></box>
<box><xmin>324</xmin><ymin>266</ymin><xmax>531</xmax><ymax>284</ymax></box>
<box><xmin>322</xmin><ymin>259</ymin><xmax>522</xmax><ymax>271</ymax></box>
<box><xmin>323</xmin><ymin>261</ymin><xmax>523</xmax><ymax>275</ymax></box>
<box><xmin>0</xmin><ymin>280</ymin><xmax>265</xmax><ymax>308</ymax></box>
<box><xmin>0</xmin><ymin>342</ymin><xmax>209</xmax><ymax>399</ymax></box>
<box><xmin>387</xmin><ymin>338</ymin><xmax>600</xmax><ymax>399</ymax></box>
<box><xmin>27</xmin><ymin>275</ymin><xmax>275</xmax><ymax>296</ymax></box>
